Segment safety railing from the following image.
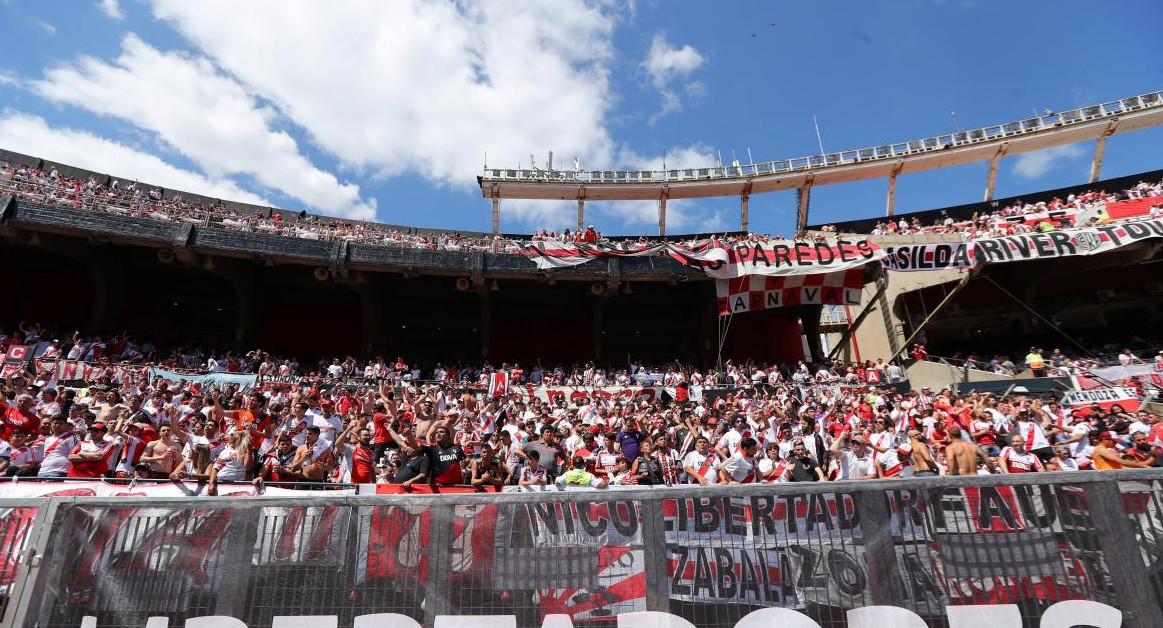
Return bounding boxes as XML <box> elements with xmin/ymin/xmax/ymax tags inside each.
<box><xmin>2</xmin><ymin>469</ymin><xmax>1162</xmax><ymax>628</ymax></box>
<box><xmin>482</xmin><ymin>90</ymin><xmax>1163</xmax><ymax>186</ymax></box>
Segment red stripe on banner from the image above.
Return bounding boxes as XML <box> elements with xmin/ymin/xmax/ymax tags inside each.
<box><xmin>718</xmin><ymin>269</ymin><xmax>864</xmax><ymax>316</ymax></box>
<box><xmin>1106</xmin><ymin>196</ymin><xmax>1162</xmax><ymax>220</ymax></box>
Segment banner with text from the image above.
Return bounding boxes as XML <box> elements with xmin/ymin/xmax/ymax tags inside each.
<box><xmin>880</xmin><ymin>242</ymin><xmax>977</xmax><ymax>272</ymax></box>
<box><xmin>716</xmin><ymin>268</ymin><xmax>864</xmax><ymax>315</ymax></box>
<box><xmin>522</xmin><ymin>237</ymin><xmax>884</xmax><ymax>279</ymax></box>
<box><xmin>973</xmin><ymin>218</ymin><xmax>1163</xmax><ymax>265</ymax></box>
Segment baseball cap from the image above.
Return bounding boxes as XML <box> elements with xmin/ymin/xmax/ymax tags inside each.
<box><xmin>850</xmin><ymin>435</ymin><xmax>866</xmax><ymax>444</ymax></box>
<box><xmin>1097</xmin><ymin>430</ymin><xmax>1115</xmax><ymax>441</ymax></box>
<box><xmin>90</xmin><ymin>422</ymin><xmax>107</xmax><ymax>430</ymax></box>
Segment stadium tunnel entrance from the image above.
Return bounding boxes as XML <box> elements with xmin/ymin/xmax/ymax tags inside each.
<box><xmin>897</xmin><ymin>243</ymin><xmax>1163</xmax><ymax>360</ymax></box>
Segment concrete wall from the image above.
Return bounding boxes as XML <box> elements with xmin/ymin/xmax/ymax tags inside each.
<box><xmin>823</xmin><ymin>233</ymin><xmax>969</xmax><ymax>362</ymax></box>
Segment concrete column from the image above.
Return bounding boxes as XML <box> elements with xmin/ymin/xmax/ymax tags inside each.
<box><xmin>740</xmin><ymin>181</ymin><xmax>753</xmax><ymax>232</ymax></box>
<box><xmin>341</xmin><ymin>272</ymin><xmax>390</xmax><ymax>356</ymax></box>
<box><xmin>983</xmin><ymin>144</ymin><xmax>1008</xmax><ymax>202</ymax></box>
<box><xmin>886</xmin><ymin>160</ymin><xmax>904</xmax><ymax>216</ymax></box>
<box><xmin>1089</xmin><ymin>119</ymin><xmax>1119</xmax><ymax>184</ymax></box>
<box><xmin>491</xmin><ymin>194</ymin><xmax>500</xmax><ymax>235</ymax></box>
<box><xmin>577</xmin><ymin>196</ymin><xmax>585</xmax><ymax>233</ymax></box>
<box><xmin>476</xmin><ymin>282</ymin><xmax>492</xmax><ymax>359</ymax></box>
<box><xmin>658</xmin><ymin>189</ymin><xmax>668</xmax><ymax>236</ymax></box>
<box><xmin>591</xmin><ymin>282</ymin><xmax>616</xmax><ymax>362</ymax></box>
<box><xmin>795</xmin><ymin>179</ymin><xmax>813</xmax><ymax>236</ymax></box>
<box><xmin>1088</xmin><ymin>136</ymin><xmax>1107</xmax><ymax>183</ymax></box>
<box><xmin>800</xmin><ymin>305</ymin><xmax>825</xmax><ymax>363</ymax></box>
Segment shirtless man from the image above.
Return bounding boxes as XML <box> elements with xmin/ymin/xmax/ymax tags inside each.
<box><xmin>907</xmin><ymin>430</ymin><xmax>940</xmax><ymax>476</ymax></box>
<box><xmin>137</xmin><ymin>424</ymin><xmax>182</xmax><ymax>477</ymax></box>
<box><xmin>945</xmin><ymin>427</ymin><xmax>995</xmax><ymax>475</ymax></box>
<box><xmin>290</xmin><ymin>425</ymin><xmax>334</xmax><ymax>481</ymax></box>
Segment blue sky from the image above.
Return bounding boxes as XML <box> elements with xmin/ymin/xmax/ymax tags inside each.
<box><xmin>1</xmin><ymin>0</ymin><xmax>1161</xmax><ymax>236</ymax></box>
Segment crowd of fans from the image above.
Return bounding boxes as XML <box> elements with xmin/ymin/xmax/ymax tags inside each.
<box><xmin>2</xmin><ymin>322</ymin><xmax>1160</xmax><ymax>492</ymax></box>
<box><xmin>819</xmin><ymin>177</ymin><xmax>1163</xmax><ymax>240</ymax></box>
<box><xmin>910</xmin><ymin>341</ymin><xmax>1163</xmax><ymax>377</ymax></box>
<box><xmin>0</xmin><ymin>161</ymin><xmax>740</xmax><ymax>253</ymax></box>
<box><xmin>5</xmin><ymin>161</ymin><xmax>1163</xmax><ymax>263</ymax></box>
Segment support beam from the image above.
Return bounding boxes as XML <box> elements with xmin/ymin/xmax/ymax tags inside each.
<box><xmin>885</xmin><ymin>160</ymin><xmax>904</xmax><ymax>216</ymax></box>
<box><xmin>475</xmin><ymin>279</ymin><xmax>492</xmax><ymax>359</ymax></box>
<box><xmin>799</xmin><ymin>305</ymin><xmax>824</xmax><ymax>363</ymax></box>
<box><xmin>658</xmin><ymin>188</ymin><xmax>668</xmax><ymax>236</ymax></box>
<box><xmin>983</xmin><ymin>143</ymin><xmax>1008</xmax><ymax>202</ymax></box>
<box><xmin>740</xmin><ymin>181</ymin><xmax>753</xmax><ymax>232</ymax></box>
<box><xmin>490</xmin><ymin>184</ymin><xmax>500</xmax><ymax>235</ymax></box>
<box><xmin>1089</xmin><ymin>120</ymin><xmax>1119</xmax><ymax>183</ymax></box>
<box><xmin>577</xmin><ymin>195</ymin><xmax>585</xmax><ymax>234</ymax></box>
<box><xmin>892</xmin><ymin>272</ymin><xmax>973</xmax><ymax>362</ymax></box>
<box><xmin>794</xmin><ymin>176</ymin><xmax>813</xmax><ymax>236</ymax></box>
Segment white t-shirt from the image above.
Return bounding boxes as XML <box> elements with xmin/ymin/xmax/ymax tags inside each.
<box><xmin>1015</xmin><ymin>419</ymin><xmax>1051</xmax><ymax>451</ymax></box>
<box><xmin>40</xmin><ymin>434</ymin><xmax>78</xmax><ymax>475</ymax></box>
<box><xmin>682</xmin><ymin>450</ymin><xmax>718</xmax><ymax>484</ymax></box>
<box><xmin>999</xmin><ymin>447</ymin><xmax>1043</xmax><ymax>473</ymax></box>
<box><xmin>213</xmin><ymin>445</ymin><xmax>249</xmax><ymax>482</ymax></box>
<box><xmin>1068</xmin><ymin>424</ymin><xmax>1092</xmax><ymax>459</ymax></box>
<box><xmin>836</xmin><ymin>448</ymin><xmax>875</xmax><ymax>480</ymax></box>
<box><xmin>719</xmin><ymin>452</ymin><xmax>758</xmax><ymax>483</ymax></box>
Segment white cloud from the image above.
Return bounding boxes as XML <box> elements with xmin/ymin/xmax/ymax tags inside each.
<box><xmin>0</xmin><ymin>111</ymin><xmax>269</xmax><ymax>204</ymax></box>
<box><xmin>97</xmin><ymin>0</ymin><xmax>125</xmax><ymax>20</ymax></box>
<box><xmin>643</xmin><ymin>33</ymin><xmax>705</xmax><ymax>87</ymax></box>
<box><xmin>1011</xmin><ymin>144</ymin><xmax>1086</xmax><ymax>180</ymax></box>
<box><xmin>147</xmin><ymin>0</ymin><xmax>623</xmax><ymax>187</ymax></box>
<box><xmin>642</xmin><ymin>32</ymin><xmax>705</xmax><ymax>123</ymax></box>
<box><xmin>0</xmin><ymin>66</ymin><xmax>21</xmax><ymax>88</ymax></box>
<box><xmin>34</xmin><ymin>19</ymin><xmax>56</xmax><ymax>35</ymax></box>
<box><xmin>31</xmin><ymin>34</ymin><xmax>375</xmax><ymax>220</ymax></box>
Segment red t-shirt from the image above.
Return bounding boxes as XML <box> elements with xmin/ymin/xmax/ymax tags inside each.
<box><xmin>351</xmin><ymin>444</ymin><xmax>376</xmax><ymax>484</ymax></box>
<box><xmin>67</xmin><ymin>440</ymin><xmax>116</xmax><ymax>478</ymax></box>
<box><xmin>372</xmin><ymin>412</ymin><xmax>391</xmax><ymax>445</ymax></box>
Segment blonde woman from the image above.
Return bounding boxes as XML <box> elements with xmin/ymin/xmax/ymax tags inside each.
<box><xmin>207</xmin><ymin>430</ymin><xmax>252</xmax><ymax>495</ymax></box>
<box><xmin>170</xmin><ymin>443</ymin><xmax>212</xmax><ymax>481</ymax></box>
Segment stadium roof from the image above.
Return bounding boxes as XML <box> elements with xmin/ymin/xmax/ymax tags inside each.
<box><xmin>480</xmin><ymin>90</ymin><xmax>1163</xmax><ymax>203</ymax></box>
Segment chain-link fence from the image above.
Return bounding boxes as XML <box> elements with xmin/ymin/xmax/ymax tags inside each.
<box><xmin>4</xmin><ymin>471</ymin><xmax>1163</xmax><ymax>628</ymax></box>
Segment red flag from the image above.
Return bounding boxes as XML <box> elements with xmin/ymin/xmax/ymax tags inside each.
<box><xmin>488</xmin><ymin>371</ymin><xmax>509</xmax><ymax>398</ymax></box>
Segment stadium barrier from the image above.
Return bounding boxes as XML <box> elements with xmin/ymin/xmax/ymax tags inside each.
<box><xmin>1</xmin><ymin>470</ymin><xmax>1162</xmax><ymax>628</ymax></box>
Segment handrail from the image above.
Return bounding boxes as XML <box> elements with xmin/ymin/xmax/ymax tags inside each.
<box><xmin>482</xmin><ymin>90</ymin><xmax>1163</xmax><ymax>185</ymax></box>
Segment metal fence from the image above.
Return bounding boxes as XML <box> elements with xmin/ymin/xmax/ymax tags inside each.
<box><xmin>3</xmin><ymin>470</ymin><xmax>1163</xmax><ymax>628</ymax></box>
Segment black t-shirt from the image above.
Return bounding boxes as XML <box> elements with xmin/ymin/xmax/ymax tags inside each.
<box><xmin>392</xmin><ymin>454</ymin><xmax>429</xmax><ymax>483</ymax></box>
<box><xmin>787</xmin><ymin>455</ymin><xmax>822</xmax><ymax>482</ymax></box>
<box><xmin>422</xmin><ymin>442</ymin><xmax>465</xmax><ymax>485</ymax></box>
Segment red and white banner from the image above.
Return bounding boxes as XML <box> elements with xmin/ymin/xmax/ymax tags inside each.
<box><xmin>715</xmin><ymin>268</ymin><xmax>863</xmax><ymax>315</ymax></box>
<box><xmin>522</xmin><ymin>240</ymin><xmax>667</xmax><ymax>269</ymax></box>
<box><xmin>522</xmin><ymin>237</ymin><xmax>884</xmax><ymax>279</ymax></box>
<box><xmin>1061</xmin><ymin>386</ymin><xmax>1141</xmax><ymax>412</ymax></box>
<box><xmin>668</xmin><ymin>238</ymin><xmax>883</xmax><ymax>279</ymax></box>
<box><xmin>488</xmin><ymin>371</ymin><xmax>509</xmax><ymax>398</ymax></box>
<box><xmin>514</xmin><ymin>385</ymin><xmax>666</xmax><ymax>406</ymax></box>
<box><xmin>3</xmin><ymin>345</ymin><xmax>30</xmax><ymax>363</ymax></box>
<box><xmin>35</xmin><ymin>358</ymin><xmax>93</xmax><ymax>381</ymax></box>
